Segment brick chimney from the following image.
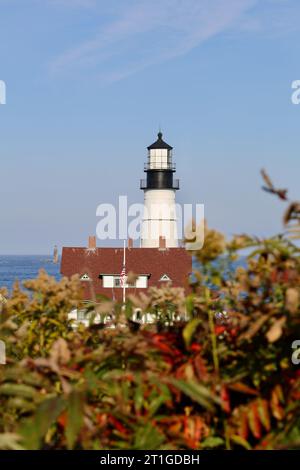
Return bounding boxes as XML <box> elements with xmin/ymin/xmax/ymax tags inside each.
<box><xmin>159</xmin><ymin>236</ymin><xmax>166</xmax><ymax>250</ymax></box>
<box><xmin>88</xmin><ymin>236</ymin><xmax>96</xmax><ymax>249</ymax></box>
<box><xmin>128</xmin><ymin>238</ymin><xmax>133</xmax><ymax>249</ymax></box>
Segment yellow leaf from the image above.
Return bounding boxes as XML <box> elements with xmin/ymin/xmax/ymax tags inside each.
<box><xmin>183</xmin><ymin>319</ymin><xmax>202</xmax><ymax>347</ymax></box>
<box><xmin>285</xmin><ymin>288</ymin><xmax>299</xmax><ymax>314</ymax></box>
<box><xmin>266</xmin><ymin>317</ymin><xmax>286</xmax><ymax>343</ymax></box>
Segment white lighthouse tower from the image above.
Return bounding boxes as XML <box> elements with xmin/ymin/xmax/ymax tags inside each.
<box><xmin>141</xmin><ymin>132</ymin><xmax>179</xmax><ymax>248</ymax></box>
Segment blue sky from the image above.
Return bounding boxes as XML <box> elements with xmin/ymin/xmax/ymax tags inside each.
<box><xmin>0</xmin><ymin>0</ymin><xmax>300</xmax><ymax>254</ymax></box>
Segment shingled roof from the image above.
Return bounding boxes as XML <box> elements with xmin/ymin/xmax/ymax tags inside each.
<box><xmin>61</xmin><ymin>247</ymin><xmax>191</xmax><ymax>301</ymax></box>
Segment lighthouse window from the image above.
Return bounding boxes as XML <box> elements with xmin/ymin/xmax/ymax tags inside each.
<box><xmin>148</xmin><ymin>149</ymin><xmax>171</xmax><ymax>170</ymax></box>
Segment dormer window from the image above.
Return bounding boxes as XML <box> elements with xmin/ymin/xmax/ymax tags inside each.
<box><xmin>160</xmin><ymin>274</ymin><xmax>171</xmax><ymax>282</ymax></box>
<box><xmin>80</xmin><ymin>273</ymin><xmax>91</xmax><ymax>281</ymax></box>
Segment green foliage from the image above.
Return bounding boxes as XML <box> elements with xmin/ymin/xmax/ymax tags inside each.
<box><xmin>1</xmin><ymin>220</ymin><xmax>300</xmax><ymax>449</ymax></box>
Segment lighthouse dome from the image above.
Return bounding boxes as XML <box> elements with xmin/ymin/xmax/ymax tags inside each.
<box><xmin>147</xmin><ymin>132</ymin><xmax>173</xmax><ymax>151</ymax></box>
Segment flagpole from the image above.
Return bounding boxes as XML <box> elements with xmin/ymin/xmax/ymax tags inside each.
<box><xmin>122</xmin><ymin>240</ymin><xmax>126</xmax><ymax>305</ymax></box>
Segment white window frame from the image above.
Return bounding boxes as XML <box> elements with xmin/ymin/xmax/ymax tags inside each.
<box><xmin>101</xmin><ymin>275</ymin><xmax>148</xmax><ymax>289</ymax></box>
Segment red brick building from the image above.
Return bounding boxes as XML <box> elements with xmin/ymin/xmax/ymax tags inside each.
<box><xmin>61</xmin><ymin>237</ymin><xmax>192</xmax><ymax>302</ymax></box>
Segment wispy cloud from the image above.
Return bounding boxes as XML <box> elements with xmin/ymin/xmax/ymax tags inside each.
<box><xmin>49</xmin><ymin>0</ymin><xmax>259</xmax><ymax>82</ymax></box>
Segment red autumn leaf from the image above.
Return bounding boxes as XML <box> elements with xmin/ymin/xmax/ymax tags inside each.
<box><xmin>108</xmin><ymin>415</ymin><xmax>128</xmax><ymax>435</ymax></box>
<box><xmin>193</xmin><ymin>354</ymin><xmax>208</xmax><ymax>381</ymax></box>
<box><xmin>57</xmin><ymin>411</ymin><xmax>67</xmax><ymax>429</ymax></box>
<box><xmin>239</xmin><ymin>410</ymin><xmax>249</xmax><ymax>440</ymax></box>
<box><xmin>190</xmin><ymin>343</ymin><xmax>202</xmax><ymax>352</ymax></box>
<box><xmin>215</xmin><ymin>325</ymin><xmax>226</xmax><ymax>335</ymax></box>
<box><xmin>151</xmin><ymin>335</ymin><xmax>181</xmax><ymax>356</ymax></box>
<box><xmin>221</xmin><ymin>385</ymin><xmax>231</xmax><ymax>413</ymax></box>
<box><xmin>271</xmin><ymin>386</ymin><xmax>285</xmax><ymax>421</ymax></box>
<box><xmin>227</xmin><ymin>382</ymin><xmax>259</xmax><ymax>396</ymax></box>
<box><xmin>248</xmin><ymin>402</ymin><xmax>262</xmax><ymax>439</ymax></box>
<box><xmin>257</xmin><ymin>399</ymin><xmax>271</xmax><ymax>432</ymax></box>
<box><xmin>229</xmin><ymin>328</ymin><xmax>238</xmax><ymax>337</ymax></box>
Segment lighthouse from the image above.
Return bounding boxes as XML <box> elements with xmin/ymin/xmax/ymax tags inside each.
<box><xmin>61</xmin><ymin>131</ymin><xmax>192</xmax><ymax>308</ymax></box>
<box><xmin>140</xmin><ymin>132</ymin><xmax>179</xmax><ymax>248</ymax></box>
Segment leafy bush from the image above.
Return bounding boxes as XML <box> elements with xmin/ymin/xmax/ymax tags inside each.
<box><xmin>0</xmin><ymin>175</ymin><xmax>300</xmax><ymax>450</ymax></box>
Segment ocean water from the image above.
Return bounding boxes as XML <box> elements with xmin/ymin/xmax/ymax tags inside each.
<box><xmin>0</xmin><ymin>255</ymin><xmax>246</xmax><ymax>294</ymax></box>
<box><xmin>0</xmin><ymin>256</ymin><xmax>61</xmax><ymax>292</ymax></box>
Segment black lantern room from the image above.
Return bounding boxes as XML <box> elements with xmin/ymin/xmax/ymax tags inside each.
<box><xmin>140</xmin><ymin>132</ymin><xmax>179</xmax><ymax>190</ymax></box>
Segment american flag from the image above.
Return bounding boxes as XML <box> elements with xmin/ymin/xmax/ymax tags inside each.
<box><xmin>120</xmin><ymin>264</ymin><xmax>126</xmax><ymax>288</ymax></box>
